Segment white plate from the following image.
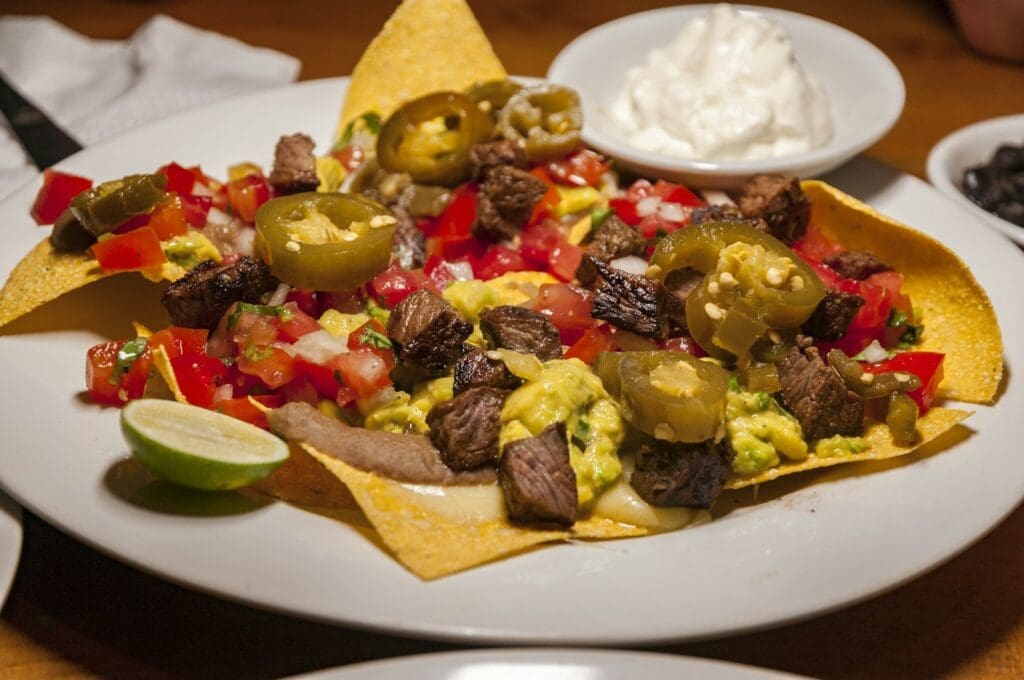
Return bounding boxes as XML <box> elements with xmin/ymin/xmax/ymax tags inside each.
<box><xmin>0</xmin><ymin>79</ymin><xmax>1020</xmax><ymax>645</ymax></box>
<box><xmin>0</xmin><ymin>490</ymin><xmax>21</xmax><ymax>608</ymax></box>
<box><xmin>288</xmin><ymin>649</ymin><xmax>812</xmax><ymax>680</ymax></box>
<box><xmin>547</xmin><ymin>5</ymin><xmax>904</xmax><ymax>189</ymax></box>
<box><xmin>926</xmin><ymin>113</ymin><xmax>1024</xmax><ymax>246</ymax></box>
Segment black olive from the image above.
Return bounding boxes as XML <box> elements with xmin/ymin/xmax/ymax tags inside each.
<box><xmin>49</xmin><ymin>207</ymin><xmax>96</xmax><ymax>252</ymax></box>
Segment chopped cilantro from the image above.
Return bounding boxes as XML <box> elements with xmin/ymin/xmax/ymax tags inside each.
<box><xmin>899</xmin><ymin>324</ymin><xmax>923</xmax><ymax>347</ymax></box>
<box><xmin>337</xmin><ymin>111</ymin><xmax>382</xmax><ymax>148</ymax></box>
<box><xmin>755</xmin><ymin>392</ymin><xmax>771</xmax><ymax>410</ymax></box>
<box><xmin>728</xmin><ymin>375</ymin><xmax>742</xmax><ymax>393</ymax></box>
<box><xmin>590</xmin><ymin>206</ymin><xmax>612</xmax><ymax>228</ymax></box>
<box><xmin>228</xmin><ymin>302</ymin><xmax>293</xmax><ymax>330</ymax></box>
<box><xmin>887</xmin><ymin>308</ymin><xmax>909</xmax><ymax>327</ymax></box>
<box><xmin>366</xmin><ymin>299</ymin><xmax>390</xmax><ymax>325</ymax></box>
<box><xmin>359</xmin><ymin>326</ymin><xmax>393</xmax><ymax>350</ymax></box>
<box><xmin>110</xmin><ymin>337</ymin><xmax>148</xmax><ymax>385</ymax></box>
<box><xmin>655</xmin><ymin>228</ymin><xmax>668</xmax><ymax>240</ymax></box>
<box><xmin>242</xmin><ymin>345</ymin><xmax>273</xmax><ymax>362</ymax></box>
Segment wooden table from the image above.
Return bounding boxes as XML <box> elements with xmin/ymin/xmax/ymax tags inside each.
<box><xmin>1</xmin><ymin>1</ymin><xmax>1022</xmax><ymax>677</ymax></box>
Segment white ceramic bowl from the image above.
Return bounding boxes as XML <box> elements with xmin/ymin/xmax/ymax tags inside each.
<box><xmin>547</xmin><ymin>4</ymin><xmax>905</xmax><ymax>189</ymax></box>
<box><xmin>926</xmin><ymin>113</ymin><xmax>1024</xmax><ymax>247</ymax></box>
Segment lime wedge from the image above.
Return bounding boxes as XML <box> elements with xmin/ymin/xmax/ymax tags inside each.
<box><xmin>121</xmin><ymin>399</ymin><xmax>289</xmax><ymax>491</ymax></box>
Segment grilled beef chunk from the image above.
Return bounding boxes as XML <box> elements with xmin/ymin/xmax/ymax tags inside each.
<box><xmin>630</xmin><ymin>437</ymin><xmax>730</xmax><ymax>509</ymax></box>
<box><xmin>478</xmin><ymin>305</ymin><xmax>562</xmax><ymax>361</ymax></box>
<box><xmin>584</xmin><ymin>256</ymin><xmax>673</xmax><ymax>339</ymax></box>
<box><xmin>161</xmin><ymin>256</ymin><xmax>278</xmax><ymax>329</ymax></box>
<box><xmin>453</xmin><ymin>347</ymin><xmax>522</xmax><ymax>394</ymax></box>
<box><xmin>803</xmin><ymin>289</ymin><xmax>864</xmax><ymax>340</ymax></box>
<box><xmin>268</xmin><ymin>133</ymin><xmax>319</xmax><ymax>195</ymax></box>
<box><xmin>585</xmin><ymin>214</ymin><xmax>645</xmax><ymax>262</ymax></box>
<box><xmin>386</xmin><ymin>290</ymin><xmax>473</xmax><ymax>373</ymax></box>
<box><xmin>737</xmin><ymin>174</ymin><xmax>810</xmax><ymax>244</ymax></box>
<box><xmin>823</xmin><ymin>250</ymin><xmax>893</xmax><ymax>280</ymax></box>
<box><xmin>474</xmin><ymin>165</ymin><xmax>547</xmax><ymax>240</ymax></box>
<box><xmin>692</xmin><ymin>203</ymin><xmax>743</xmax><ymax>223</ymax></box>
<box><xmin>469</xmin><ymin>140</ymin><xmax>527</xmax><ymax>179</ymax></box>
<box><xmin>499</xmin><ymin>422</ymin><xmax>577</xmax><ymax>526</ymax></box>
<box><xmin>778</xmin><ymin>336</ymin><xmax>864</xmax><ymax>440</ymax></box>
<box><xmin>428</xmin><ymin>386</ymin><xmax>508</xmax><ymax>471</ymax></box>
<box><xmin>390</xmin><ymin>206</ymin><xmax>426</xmax><ymax>269</ymax></box>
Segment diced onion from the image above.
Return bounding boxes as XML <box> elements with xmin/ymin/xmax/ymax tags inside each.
<box><xmin>267</xmin><ymin>283</ymin><xmax>291</xmax><ymax>307</ymax></box>
<box><xmin>853</xmin><ymin>339</ymin><xmax>892</xmax><ymax>363</ymax></box>
<box><xmin>292</xmin><ymin>330</ymin><xmax>349</xmax><ymax>364</ymax></box>
<box><xmin>190</xmin><ymin>182</ymin><xmax>214</xmax><ymax>198</ymax></box>
<box><xmin>700</xmin><ymin>189</ymin><xmax>735</xmax><ymax>206</ymax></box>
<box><xmin>206</xmin><ymin>207</ymin><xmax>232</xmax><ymax>226</ymax></box>
<box><xmin>273</xmin><ymin>341</ymin><xmax>297</xmax><ymax>357</ymax></box>
<box><xmin>609</xmin><ymin>255</ymin><xmax>648</xmax><ymax>276</ymax></box>
<box><xmin>657</xmin><ymin>201</ymin><xmax>686</xmax><ymax>222</ymax></box>
<box><xmin>233</xmin><ymin>227</ymin><xmax>256</xmax><ymax>257</ymax></box>
<box><xmin>636</xmin><ymin>196</ymin><xmax>661</xmax><ymax>217</ymax></box>
<box><xmin>212</xmin><ymin>383</ymin><xmax>234</xmax><ymax>404</ymax></box>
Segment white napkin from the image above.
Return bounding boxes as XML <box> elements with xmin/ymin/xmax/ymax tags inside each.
<box><xmin>0</xmin><ymin>14</ymin><xmax>301</xmax><ymax>201</ymax></box>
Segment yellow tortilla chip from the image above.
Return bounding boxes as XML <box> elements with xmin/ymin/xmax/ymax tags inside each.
<box><xmin>802</xmin><ymin>181</ymin><xmax>1003</xmax><ymax>404</ymax></box>
<box><xmin>303</xmin><ymin>445</ymin><xmax>566</xmax><ymax>579</ymax></box>
<box><xmin>149</xmin><ymin>345</ymin><xmax>188</xmax><ymax>403</ymax></box>
<box><xmin>726</xmin><ymin>406</ymin><xmax>970</xmax><ymax>489</ymax></box>
<box><xmin>252</xmin><ymin>443</ymin><xmax>358</xmax><ymax>510</ymax></box>
<box><xmin>339</xmin><ymin>0</ymin><xmax>506</xmax><ymax>134</ymax></box>
<box><xmin>0</xmin><ymin>238</ymin><xmax>108</xmax><ymax>328</ymax></box>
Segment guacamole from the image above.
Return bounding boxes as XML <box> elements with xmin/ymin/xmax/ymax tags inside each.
<box><xmin>363</xmin><ymin>377</ymin><xmax>454</xmax><ymax>434</ymax></box>
<box><xmin>725</xmin><ymin>389</ymin><xmax>807</xmax><ymax>475</ymax></box>
<box><xmin>499</xmin><ymin>358</ymin><xmax>624</xmax><ymax>506</ymax></box>
<box><xmin>814</xmin><ymin>434</ymin><xmax>869</xmax><ymax>458</ymax></box>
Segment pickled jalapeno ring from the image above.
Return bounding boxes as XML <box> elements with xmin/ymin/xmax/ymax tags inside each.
<box><xmin>70</xmin><ymin>173</ymin><xmax>167</xmax><ymax>237</ymax></box>
<box><xmin>496</xmin><ymin>83</ymin><xmax>583</xmax><ymax>161</ymax></box>
<box><xmin>466</xmin><ymin>79</ymin><xmax>524</xmax><ymax>121</ymax></box>
<box><xmin>886</xmin><ymin>391</ymin><xmax>919</xmax><ymax>446</ymax></box>
<box><xmin>376</xmin><ymin>91</ymin><xmax>494</xmax><ymax>186</ymax></box>
<box><xmin>255</xmin><ymin>192</ymin><xmax>395</xmax><ymax>291</ymax></box>
<box><xmin>827</xmin><ymin>349</ymin><xmax>922</xmax><ymax>399</ymax></box>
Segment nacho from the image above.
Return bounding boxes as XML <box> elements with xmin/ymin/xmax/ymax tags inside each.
<box><xmin>338</xmin><ymin>0</ymin><xmax>506</xmax><ymax>134</ymax></box>
<box><xmin>801</xmin><ymin>180</ymin><xmax>1003</xmax><ymax>404</ymax></box>
<box><xmin>0</xmin><ymin>238</ymin><xmax>107</xmax><ymax>328</ymax></box>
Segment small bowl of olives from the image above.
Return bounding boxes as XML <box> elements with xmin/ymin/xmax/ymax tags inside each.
<box><xmin>927</xmin><ymin>114</ymin><xmax>1024</xmax><ymax>247</ymax></box>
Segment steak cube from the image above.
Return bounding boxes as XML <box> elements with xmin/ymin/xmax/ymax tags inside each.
<box><xmin>478</xmin><ymin>305</ymin><xmax>563</xmax><ymax>361</ymax></box>
<box><xmin>390</xmin><ymin>207</ymin><xmax>426</xmax><ymax>270</ymax></box>
<box><xmin>453</xmin><ymin>347</ymin><xmax>522</xmax><ymax>394</ymax></box>
<box><xmin>268</xmin><ymin>133</ymin><xmax>319</xmax><ymax>195</ymax></box>
<box><xmin>737</xmin><ymin>174</ymin><xmax>810</xmax><ymax>244</ymax></box>
<box><xmin>630</xmin><ymin>437</ymin><xmax>730</xmax><ymax>509</ymax></box>
<box><xmin>823</xmin><ymin>250</ymin><xmax>893</xmax><ymax>281</ymax></box>
<box><xmin>473</xmin><ymin>165</ymin><xmax>547</xmax><ymax>240</ymax></box>
<box><xmin>585</xmin><ymin>214</ymin><xmax>645</xmax><ymax>262</ymax></box>
<box><xmin>469</xmin><ymin>140</ymin><xmax>527</xmax><ymax>179</ymax></box>
<box><xmin>427</xmin><ymin>386</ymin><xmax>508</xmax><ymax>471</ymax></box>
<box><xmin>585</xmin><ymin>257</ymin><xmax>673</xmax><ymax>339</ymax></box>
<box><xmin>498</xmin><ymin>422</ymin><xmax>577</xmax><ymax>526</ymax></box>
<box><xmin>778</xmin><ymin>337</ymin><xmax>864</xmax><ymax>440</ymax></box>
<box><xmin>803</xmin><ymin>289</ymin><xmax>865</xmax><ymax>340</ymax></box>
<box><xmin>386</xmin><ymin>290</ymin><xmax>472</xmax><ymax>373</ymax></box>
<box><xmin>161</xmin><ymin>256</ymin><xmax>278</xmax><ymax>330</ymax></box>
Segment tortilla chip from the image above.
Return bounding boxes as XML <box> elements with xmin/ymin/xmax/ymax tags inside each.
<box><xmin>571</xmin><ymin>516</ymin><xmax>651</xmax><ymax>540</ymax></box>
<box><xmin>303</xmin><ymin>445</ymin><xmax>566</xmax><ymax>579</ymax></box>
<box><xmin>801</xmin><ymin>181</ymin><xmax>1003</xmax><ymax>404</ymax></box>
<box><xmin>0</xmin><ymin>238</ymin><xmax>107</xmax><ymax>328</ymax></box>
<box><xmin>149</xmin><ymin>345</ymin><xmax>188</xmax><ymax>403</ymax></box>
<box><xmin>726</xmin><ymin>406</ymin><xmax>970</xmax><ymax>489</ymax></box>
<box><xmin>338</xmin><ymin>0</ymin><xmax>506</xmax><ymax>134</ymax></box>
<box><xmin>252</xmin><ymin>443</ymin><xmax>358</xmax><ymax>510</ymax></box>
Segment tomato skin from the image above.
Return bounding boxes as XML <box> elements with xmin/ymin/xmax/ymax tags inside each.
<box><xmin>548</xmin><ymin>240</ymin><xmax>584</xmax><ymax>282</ymax></box>
<box><xmin>32</xmin><ymin>169</ymin><xmax>93</xmax><ymax>225</ymax></box>
<box><xmin>330</xmin><ymin>349</ymin><xmax>393</xmax><ymax>401</ymax></box>
<box><xmin>156</xmin><ymin>162</ymin><xmax>198</xmax><ymax>195</ymax></box>
<box><xmin>432</xmin><ymin>183</ymin><xmax>477</xmax><ymax>243</ymax></box>
<box><xmin>473</xmin><ymin>245</ymin><xmax>527</xmax><ymax>280</ymax></box>
<box><xmin>178</xmin><ymin>194</ymin><xmax>212</xmax><ymax>228</ymax></box>
<box><xmin>528</xmin><ymin>169</ymin><xmax>561</xmax><ymax>225</ymax></box>
<box><xmin>609</xmin><ymin>197</ymin><xmax>641</xmax><ymax>226</ymax></box>
<box><xmin>237</xmin><ymin>345</ymin><xmax>298</xmax><ymax>390</ymax></box>
<box><xmin>564</xmin><ymin>324</ymin><xmax>616</xmax><ymax>364</ymax></box>
<box><xmin>147</xmin><ymin>198</ymin><xmax>189</xmax><ymax>240</ymax></box>
<box><xmin>216</xmin><ymin>394</ymin><xmax>284</xmax><ymax>429</ymax></box>
<box><xmin>862</xmin><ymin>351</ymin><xmax>945</xmax><ymax>412</ymax></box>
<box><xmin>276</xmin><ymin>302</ymin><xmax>321</xmax><ymax>343</ymax></box>
<box><xmin>792</xmin><ymin>223</ymin><xmax>844</xmax><ymax>263</ymax></box>
<box><xmin>532</xmin><ymin>283</ymin><xmax>595</xmax><ymax>344</ymax></box>
<box><xmin>85</xmin><ymin>340</ymin><xmax>152</xmax><ymax>406</ymax></box>
<box><xmin>546</xmin><ymin>149</ymin><xmax>610</xmax><ymax>187</ymax></box>
<box><xmin>170</xmin><ymin>351</ymin><xmax>230</xmax><ymax>408</ymax></box>
<box><xmin>226</xmin><ymin>174</ymin><xmax>271</xmax><ymax>223</ymax></box>
<box><xmin>369</xmin><ymin>264</ymin><xmax>436</xmax><ymax>308</ymax></box>
<box><xmin>651</xmin><ymin>180</ymin><xmax>703</xmax><ymax>207</ymax></box>
<box><xmin>148</xmin><ymin>327</ymin><xmax>208</xmax><ymax>360</ymax></box>
<box><xmin>295</xmin><ymin>358</ymin><xmax>342</xmax><ymax>400</ymax></box>
<box><xmin>91</xmin><ymin>226</ymin><xmax>167</xmax><ymax>272</ymax></box>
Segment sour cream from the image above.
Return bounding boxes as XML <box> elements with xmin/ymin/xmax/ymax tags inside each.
<box><xmin>610</xmin><ymin>4</ymin><xmax>834</xmax><ymax>161</ymax></box>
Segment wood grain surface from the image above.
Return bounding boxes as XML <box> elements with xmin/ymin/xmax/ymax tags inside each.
<box><xmin>1</xmin><ymin>1</ymin><xmax>1022</xmax><ymax>678</ymax></box>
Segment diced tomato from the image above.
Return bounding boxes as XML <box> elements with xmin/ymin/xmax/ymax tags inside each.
<box><xmin>564</xmin><ymin>324</ymin><xmax>617</xmax><ymax>364</ymax></box>
<box><xmin>817</xmin><ymin>325</ymin><xmax>885</xmax><ymax>358</ymax></box>
<box><xmin>85</xmin><ymin>340</ymin><xmax>152</xmax><ymax>406</ymax></box>
<box><xmin>651</xmin><ymin>180</ymin><xmax>703</xmax><ymax>207</ymax></box>
<box><xmin>31</xmin><ymin>169</ymin><xmax>92</xmax><ymax>225</ymax></box>
<box><xmin>528</xmin><ymin>169</ymin><xmax>561</xmax><ymax>225</ymax></box>
<box><xmin>276</xmin><ymin>302</ymin><xmax>321</xmax><ymax>343</ymax></box>
<box><xmin>369</xmin><ymin>264</ymin><xmax>435</xmax><ymax>307</ymax></box>
<box><xmin>286</xmin><ymin>289</ymin><xmax>321</xmax><ymax>318</ymax></box>
<box><xmin>548</xmin><ymin>240</ymin><xmax>584</xmax><ymax>282</ymax></box>
<box><xmin>546</xmin><ymin>149</ymin><xmax>611</xmax><ymax>188</ymax></box>
<box><xmin>433</xmin><ymin>183</ymin><xmax>477</xmax><ymax>243</ymax></box>
<box><xmin>330</xmin><ymin>348</ymin><xmax>393</xmax><ymax>400</ymax></box>
<box><xmin>608</xmin><ymin>197</ymin><xmax>641</xmax><ymax>226</ymax></box>
<box><xmin>331</xmin><ymin>144</ymin><xmax>365</xmax><ymax>172</ymax></box>
<box><xmin>156</xmin><ymin>162</ymin><xmax>198</xmax><ymax>196</ymax></box>
<box><xmin>424</xmin><ymin>256</ymin><xmax>473</xmax><ymax>289</ymax></box>
<box><xmin>473</xmin><ymin>245</ymin><xmax>527</xmax><ymax>280</ymax></box>
<box><xmin>660</xmin><ymin>335</ymin><xmax>708</xmax><ymax>357</ymax></box>
<box><xmin>347</xmin><ymin>319</ymin><xmax>396</xmax><ymax>365</ymax></box>
<box><xmin>113</xmin><ymin>212</ymin><xmax>152</xmax><ymax>234</ymax></box>
<box><xmin>637</xmin><ymin>213</ymin><xmax>682</xmax><ymax>240</ymax></box>
<box><xmin>170</xmin><ymin>351</ymin><xmax>230</xmax><ymax>408</ymax></box>
<box><xmin>147</xmin><ymin>198</ymin><xmax>189</xmax><ymax>240</ymax></box>
<box><xmin>91</xmin><ymin>226</ymin><xmax>166</xmax><ymax>272</ymax></box>
<box><xmin>237</xmin><ymin>345</ymin><xmax>298</xmax><ymax>390</ymax></box>
<box><xmin>216</xmin><ymin>394</ymin><xmax>284</xmax><ymax>429</ymax></box>
<box><xmin>232</xmin><ymin>311</ymin><xmax>279</xmax><ymax>347</ymax></box>
<box><xmin>148</xmin><ymin>327</ymin><xmax>208</xmax><ymax>360</ymax></box>
<box><xmin>296</xmin><ymin>358</ymin><xmax>342</xmax><ymax>400</ymax></box>
<box><xmin>226</xmin><ymin>173</ymin><xmax>271</xmax><ymax>223</ymax></box>
<box><xmin>791</xmin><ymin>223</ymin><xmax>843</xmax><ymax>263</ymax></box>
<box><xmin>178</xmin><ymin>194</ymin><xmax>212</xmax><ymax>228</ymax></box>
<box><xmin>845</xmin><ymin>271</ymin><xmax>903</xmax><ymax>331</ymax></box>
<box><xmin>532</xmin><ymin>283</ymin><xmax>595</xmax><ymax>344</ymax></box>
<box><xmin>861</xmin><ymin>351</ymin><xmax>944</xmax><ymax>413</ymax></box>
<box><xmin>521</xmin><ymin>218</ymin><xmax>583</xmax><ymax>280</ymax></box>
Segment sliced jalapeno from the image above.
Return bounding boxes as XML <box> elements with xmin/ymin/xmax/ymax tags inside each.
<box><xmin>616</xmin><ymin>351</ymin><xmax>729</xmax><ymax>443</ymax></box>
<box><xmin>376</xmin><ymin>91</ymin><xmax>493</xmax><ymax>186</ymax></box>
<box><xmin>70</xmin><ymin>173</ymin><xmax>167</xmax><ymax>237</ymax></box>
<box><xmin>886</xmin><ymin>391</ymin><xmax>919</xmax><ymax>446</ymax></box>
<box><xmin>496</xmin><ymin>83</ymin><xmax>583</xmax><ymax>160</ymax></box>
<box><xmin>255</xmin><ymin>192</ymin><xmax>395</xmax><ymax>291</ymax></box>
<box><xmin>466</xmin><ymin>79</ymin><xmax>524</xmax><ymax>121</ymax></box>
<box><xmin>649</xmin><ymin>221</ymin><xmax>826</xmax><ymax>362</ymax></box>
<box><xmin>827</xmin><ymin>349</ymin><xmax>922</xmax><ymax>399</ymax></box>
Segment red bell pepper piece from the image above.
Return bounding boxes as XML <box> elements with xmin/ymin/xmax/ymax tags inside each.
<box><xmin>91</xmin><ymin>226</ymin><xmax>166</xmax><ymax>272</ymax></box>
<box><xmin>31</xmin><ymin>169</ymin><xmax>92</xmax><ymax>225</ymax></box>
